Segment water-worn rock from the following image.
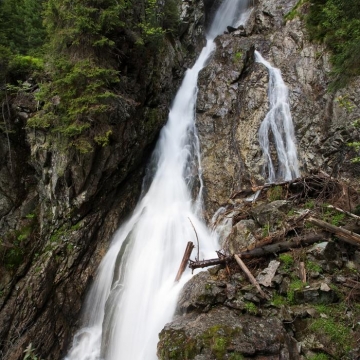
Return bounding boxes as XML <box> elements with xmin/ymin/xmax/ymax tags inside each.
<box><xmin>158</xmin><ymin>307</ymin><xmax>300</xmax><ymax>360</ymax></box>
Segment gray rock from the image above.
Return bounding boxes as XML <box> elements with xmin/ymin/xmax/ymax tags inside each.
<box><xmin>251</xmin><ymin>200</ymin><xmax>290</xmax><ymax>226</ymax></box>
<box><xmin>158</xmin><ymin>307</ymin><xmax>300</xmax><ymax>360</ymax></box>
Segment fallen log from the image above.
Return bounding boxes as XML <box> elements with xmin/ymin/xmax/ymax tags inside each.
<box><xmin>175</xmin><ymin>241</ymin><xmax>195</xmax><ymax>282</ymax></box>
<box><xmin>189</xmin><ymin>232</ymin><xmax>328</xmax><ymax>270</ymax></box>
<box><xmin>234</xmin><ymin>254</ymin><xmax>268</xmax><ymax>299</ymax></box>
<box><xmin>307</xmin><ymin>217</ymin><xmax>360</xmax><ymax>247</ymax></box>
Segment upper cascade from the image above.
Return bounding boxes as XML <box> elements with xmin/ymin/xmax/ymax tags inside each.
<box><xmin>207</xmin><ymin>0</ymin><xmax>252</xmax><ymax>40</ymax></box>
<box><xmin>255</xmin><ymin>50</ymin><xmax>300</xmax><ymax>183</ymax></box>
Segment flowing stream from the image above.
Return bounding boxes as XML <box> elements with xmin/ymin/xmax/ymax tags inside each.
<box><xmin>255</xmin><ymin>51</ymin><xmax>300</xmax><ymax>183</ymax></box>
<box><xmin>65</xmin><ymin>1</ymin><xmax>251</xmax><ymax>359</ymax></box>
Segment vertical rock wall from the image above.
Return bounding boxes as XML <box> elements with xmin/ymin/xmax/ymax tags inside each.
<box><xmin>196</xmin><ymin>0</ymin><xmax>360</xmax><ymax>217</ymax></box>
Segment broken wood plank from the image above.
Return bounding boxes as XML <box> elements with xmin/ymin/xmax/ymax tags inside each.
<box><xmin>175</xmin><ymin>241</ymin><xmax>195</xmax><ymax>282</ymax></box>
<box><xmin>307</xmin><ymin>216</ymin><xmax>360</xmax><ymax>247</ymax></box>
<box><xmin>234</xmin><ymin>254</ymin><xmax>268</xmax><ymax>299</ymax></box>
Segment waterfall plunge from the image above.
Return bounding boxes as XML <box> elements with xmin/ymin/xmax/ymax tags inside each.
<box><xmin>255</xmin><ymin>51</ymin><xmax>300</xmax><ymax>183</ymax></box>
<box><xmin>65</xmin><ymin>1</ymin><xmax>251</xmax><ymax>360</ymax></box>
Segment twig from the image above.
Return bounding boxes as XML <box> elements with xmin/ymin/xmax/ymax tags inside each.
<box><xmin>234</xmin><ymin>254</ymin><xmax>268</xmax><ymax>299</ymax></box>
<box><xmin>1</xmin><ymin>97</ymin><xmax>13</xmax><ymax>175</ymax></box>
<box><xmin>327</xmin><ymin>205</ymin><xmax>360</xmax><ymax>221</ymax></box>
<box><xmin>188</xmin><ymin>217</ymin><xmax>200</xmax><ymax>261</ymax></box>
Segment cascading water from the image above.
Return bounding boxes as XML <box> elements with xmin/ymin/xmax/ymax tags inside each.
<box><xmin>255</xmin><ymin>51</ymin><xmax>300</xmax><ymax>183</ymax></box>
<box><xmin>65</xmin><ymin>1</ymin><xmax>251</xmax><ymax>360</ymax></box>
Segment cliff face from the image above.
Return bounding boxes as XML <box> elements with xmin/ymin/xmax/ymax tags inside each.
<box><xmin>197</xmin><ymin>0</ymin><xmax>360</xmax><ymax>217</ymax></box>
<box><xmin>0</xmin><ymin>1</ymin><xmax>207</xmax><ymax>358</ymax></box>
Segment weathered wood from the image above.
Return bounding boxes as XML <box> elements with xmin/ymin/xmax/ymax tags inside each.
<box><xmin>189</xmin><ymin>232</ymin><xmax>328</xmax><ymax>270</ymax></box>
<box><xmin>175</xmin><ymin>241</ymin><xmax>195</xmax><ymax>282</ymax></box>
<box><xmin>327</xmin><ymin>205</ymin><xmax>360</xmax><ymax>221</ymax></box>
<box><xmin>234</xmin><ymin>254</ymin><xmax>268</xmax><ymax>299</ymax></box>
<box><xmin>307</xmin><ymin>216</ymin><xmax>360</xmax><ymax>247</ymax></box>
<box><xmin>299</xmin><ymin>262</ymin><xmax>306</xmax><ymax>283</ymax></box>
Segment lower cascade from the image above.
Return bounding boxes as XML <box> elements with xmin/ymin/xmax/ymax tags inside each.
<box><xmin>65</xmin><ymin>1</ymin><xmax>251</xmax><ymax>359</ymax></box>
<box><xmin>255</xmin><ymin>50</ymin><xmax>300</xmax><ymax>183</ymax></box>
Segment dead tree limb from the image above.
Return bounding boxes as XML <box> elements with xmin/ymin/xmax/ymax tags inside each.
<box><xmin>188</xmin><ymin>217</ymin><xmax>200</xmax><ymax>261</ymax></box>
<box><xmin>189</xmin><ymin>232</ymin><xmax>328</xmax><ymax>270</ymax></box>
<box><xmin>327</xmin><ymin>205</ymin><xmax>360</xmax><ymax>221</ymax></box>
<box><xmin>175</xmin><ymin>241</ymin><xmax>195</xmax><ymax>282</ymax></box>
<box><xmin>307</xmin><ymin>217</ymin><xmax>360</xmax><ymax>247</ymax></box>
<box><xmin>234</xmin><ymin>254</ymin><xmax>268</xmax><ymax>299</ymax></box>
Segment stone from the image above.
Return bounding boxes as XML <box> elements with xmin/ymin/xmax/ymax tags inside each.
<box><xmin>225</xmin><ymin>219</ymin><xmax>257</xmax><ymax>254</ymax></box>
<box><xmin>176</xmin><ymin>271</ymin><xmax>227</xmax><ymax>314</ymax></box>
<box><xmin>251</xmin><ymin>200</ymin><xmax>290</xmax><ymax>226</ymax></box>
<box><xmin>293</xmin><ymin>282</ymin><xmax>338</xmax><ymax>305</ymax></box>
<box><xmin>158</xmin><ymin>307</ymin><xmax>300</xmax><ymax>360</ymax></box>
<box><xmin>256</xmin><ymin>260</ymin><xmax>281</xmax><ymax>287</ymax></box>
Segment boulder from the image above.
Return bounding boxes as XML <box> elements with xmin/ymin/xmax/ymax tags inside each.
<box><xmin>158</xmin><ymin>307</ymin><xmax>300</xmax><ymax>360</ymax></box>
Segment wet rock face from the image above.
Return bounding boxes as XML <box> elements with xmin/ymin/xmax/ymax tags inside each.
<box><xmin>196</xmin><ymin>0</ymin><xmax>360</xmax><ymax>217</ymax></box>
<box><xmin>158</xmin><ymin>307</ymin><xmax>300</xmax><ymax>360</ymax></box>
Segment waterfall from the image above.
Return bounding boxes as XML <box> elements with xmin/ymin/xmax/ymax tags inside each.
<box><xmin>65</xmin><ymin>1</ymin><xmax>251</xmax><ymax>360</ymax></box>
<box><xmin>255</xmin><ymin>51</ymin><xmax>300</xmax><ymax>183</ymax></box>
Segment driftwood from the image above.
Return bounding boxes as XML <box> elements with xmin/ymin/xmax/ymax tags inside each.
<box><xmin>234</xmin><ymin>254</ymin><xmax>268</xmax><ymax>299</ymax></box>
<box><xmin>307</xmin><ymin>217</ymin><xmax>360</xmax><ymax>247</ymax></box>
<box><xmin>175</xmin><ymin>241</ymin><xmax>195</xmax><ymax>282</ymax></box>
<box><xmin>189</xmin><ymin>232</ymin><xmax>328</xmax><ymax>270</ymax></box>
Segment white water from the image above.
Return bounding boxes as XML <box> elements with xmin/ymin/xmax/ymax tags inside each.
<box><xmin>65</xmin><ymin>1</ymin><xmax>251</xmax><ymax>360</ymax></box>
<box><xmin>255</xmin><ymin>51</ymin><xmax>300</xmax><ymax>183</ymax></box>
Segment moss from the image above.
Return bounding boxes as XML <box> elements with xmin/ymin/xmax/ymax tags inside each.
<box><xmin>309</xmin><ymin>318</ymin><xmax>352</xmax><ymax>356</ymax></box>
<box><xmin>279</xmin><ymin>253</ymin><xmax>294</xmax><ymax>270</ymax></box>
<box><xmin>158</xmin><ymin>329</ymin><xmax>197</xmax><ymax>360</ymax></box>
<box><xmin>284</xmin><ymin>0</ymin><xmax>306</xmax><ymax>21</ymax></box>
<box><xmin>287</xmin><ymin>279</ymin><xmax>305</xmax><ymax>304</ymax></box>
<box><xmin>307</xmin><ymin>354</ymin><xmax>329</xmax><ymax>360</ymax></box>
<box><xmin>244</xmin><ymin>302</ymin><xmax>258</xmax><ymax>315</ymax></box>
<box><xmin>200</xmin><ymin>325</ymin><xmax>242</xmax><ymax>360</ymax></box>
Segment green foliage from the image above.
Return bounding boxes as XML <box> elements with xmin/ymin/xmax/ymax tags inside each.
<box><xmin>244</xmin><ymin>302</ymin><xmax>258</xmax><ymax>315</ymax></box>
<box><xmin>306</xmin><ymin>0</ymin><xmax>360</xmax><ymax>89</ymax></box>
<box><xmin>285</xmin><ymin>0</ymin><xmax>307</xmax><ymax>21</ymax></box>
<box><xmin>271</xmin><ymin>294</ymin><xmax>287</xmax><ymax>307</ymax></box>
<box><xmin>279</xmin><ymin>253</ymin><xmax>294</xmax><ymax>270</ymax></box>
<box><xmin>233</xmin><ymin>51</ymin><xmax>243</xmax><ymax>63</ymax></box>
<box><xmin>304</xmin><ymin>200</ymin><xmax>315</xmax><ymax>209</ymax></box>
<box><xmin>267</xmin><ymin>186</ymin><xmax>283</xmax><ymax>201</ymax></box>
<box><xmin>287</xmin><ymin>279</ymin><xmax>305</xmax><ymax>303</ymax></box>
<box><xmin>262</xmin><ymin>223</ymin><xmax>271</xmax><ymax>237</ymax></box>
<box><xmin>307</xmin><ymin>354</ymin><xmax>329</xmax><ymax>360</ymax></box>
<box><xmin>306</xmin><ymin>260</ymin><xmax>322</xmax><ymax>273</ymax></box>
<box><xmin>23</xmin><ymin>343</ymin><xmax>42</xmax><ymax>360</ymax></box>
<box><xmin>309</xmin><ymin>318</ymin><xmax>352</xmax><ymax>356</ymax></box>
